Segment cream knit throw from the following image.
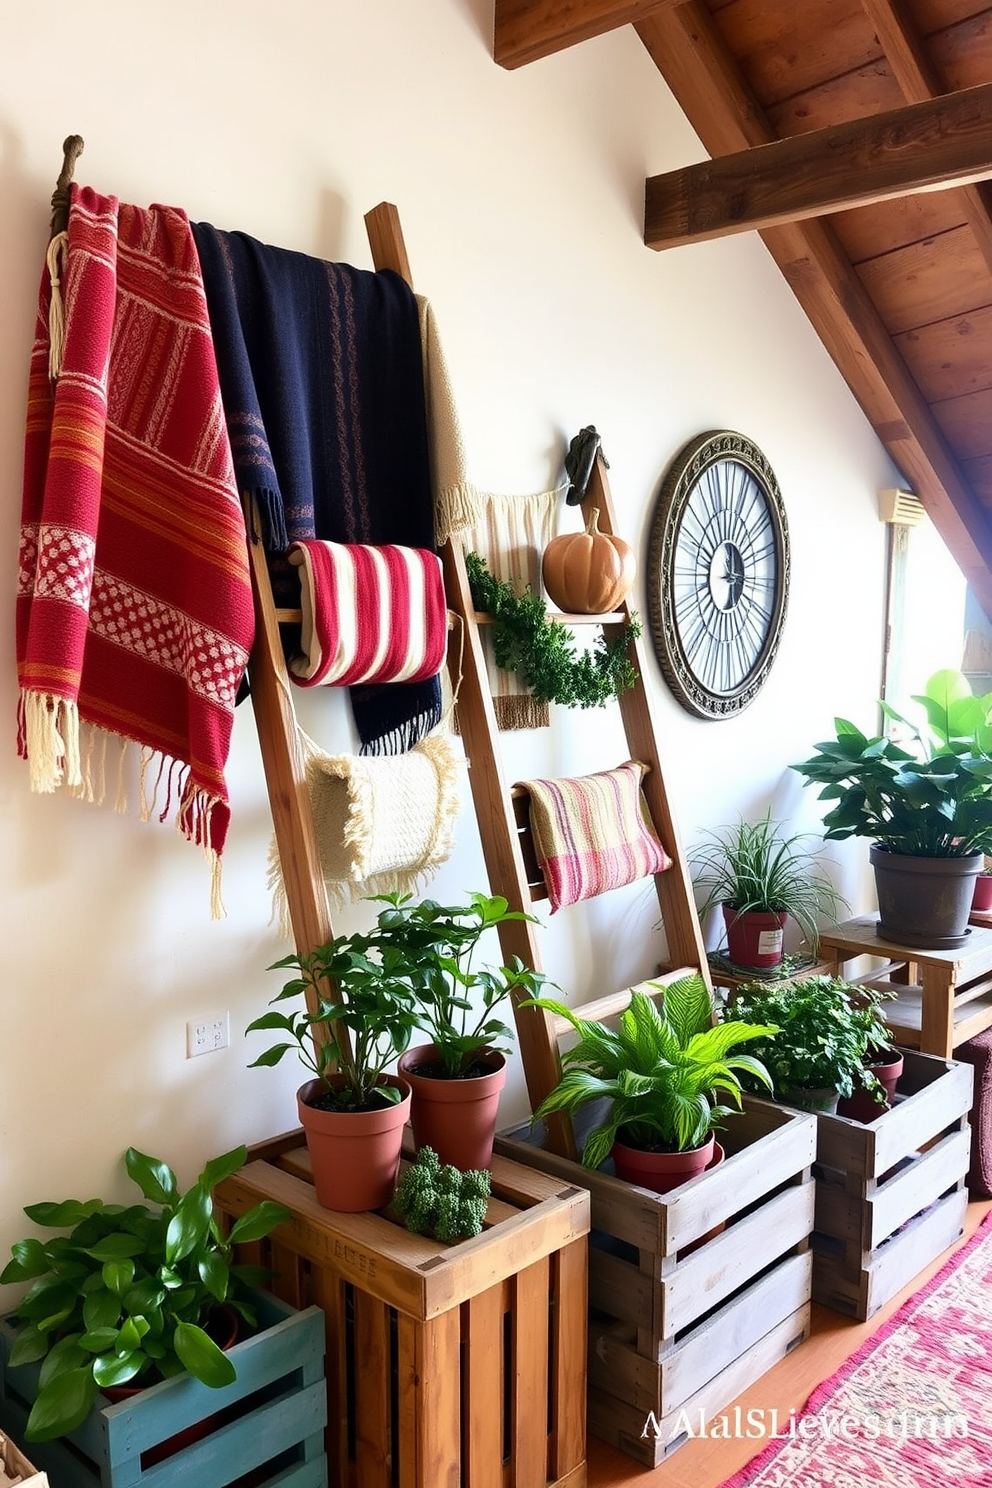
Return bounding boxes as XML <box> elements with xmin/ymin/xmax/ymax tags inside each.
<box><xmin>458</xmin><ymin>487</ymin><xmax>563</xmax><ymax>730</ymax></box>
<box><xmin>268</xmin><ymin>729</ymin><xmax>464</xmax><ymax>931</ymax></box>
<box><xmin>417</xmin><ymin>296</ymin><xmax>483</xmax><ymax>548</ymax></box>
<box><xmin>415</xmin><ymin>297</ymin><xmax>564</xmax><ymax>726</ymax></box>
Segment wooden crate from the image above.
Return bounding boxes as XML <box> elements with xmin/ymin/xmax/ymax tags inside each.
<box><xmin>0</xmin><ymin>1430</ymin><xmax>48</xmax><ymax>1488</ymax></box>
<box><xmin>495</xmin><ymin>1098</ymin><xmax>817</xmax><ymax>1469</ymax></box>
<box><xmin>805</xmin><ymin>1047</ymin><xmax>974</xmax><ymax>1320</ymax></box>
<box><xmin>0</xmin><ymin>1292</ymin><xmax>325</xmax><ymax>1488</ymax></box>
<box><xmin>215</xmin><ymin>1134</ymin><xmax>591</xmax><ymax>1488</ymax></box>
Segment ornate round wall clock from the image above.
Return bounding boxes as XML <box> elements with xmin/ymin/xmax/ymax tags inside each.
<box><xmin>646</xmin><ymin>430</ymin><xmax>790</xmax><ymax>719</ymax></box>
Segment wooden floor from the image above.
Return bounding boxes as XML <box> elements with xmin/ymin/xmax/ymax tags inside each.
<box><xmin>586</xmin><ymin>1197</ymin><xmax>992</xmax><ymax>1488</ymax></box>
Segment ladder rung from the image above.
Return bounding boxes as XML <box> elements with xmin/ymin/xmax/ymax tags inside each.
<box><xmin>510</xmin><ymin>786</ymin><xmax>548</xmax><ymax>895</ymax></box>
<box><xmin>511</xmin><ymin>768</ymin><xmax>655</xmax><ymax>905</ymax></box>
<box><xmin>548</xmin><ymin>968</ymin><xmax>701</xmax><ymax>1036</ymax></box>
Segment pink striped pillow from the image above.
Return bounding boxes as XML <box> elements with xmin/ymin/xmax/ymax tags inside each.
<box><xmin>287</xmin><ymin>541</ymin><xmax>447</xmax><ymax>688</ymax></box>
<box><xmin>518</xmin><ymin>760</ymin><xmax>672</xmax><ymax>913</ymax></box>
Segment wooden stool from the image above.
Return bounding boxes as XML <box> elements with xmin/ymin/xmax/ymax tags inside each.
<box><xmin>819</xmin><ymin>915</ymin><xmax>992</xmax><ymax>1058</ymax></box>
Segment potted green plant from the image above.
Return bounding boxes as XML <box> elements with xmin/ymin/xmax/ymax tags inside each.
<box><xmin>521</xmin><ymin>972</ymin><xmax>778</xmax><ymax>1193</ymax></box>
<box><xmin>973</xmin><ymin>856</ymin><xmax>992</xmax><ymax>913</ymax></box>
<box><xmin>0</xmin><ymin>1145</ymin><xmax>289</xmax><ymax>1443</ymax></box>
<box><xmin>382</xmin><ymin>892</ymin><xmax>553</xmax><ymax>1170</ymax></box>
<box><xmin>391</xmin><ymin>1146</ymin><xmax>492</xmax><ymax>1242</ymax></box>
<box><xmin>793</xmin><ymin>668</ymin><xmax>992</xmax><ymax>947</ymax></box>
<box><xmin>690</xmin><ymin>812</ymin><xmax>848</xmax><ymax>970</ymax></box>
<box><xmin>836</xmin><ymin>1036</ymin><xmax>905</xmax><ymax>1122</ymax></box>
<box><xmin>247</xmin><ymin>915</ymin><xmax>424</xmax><ymax>1212</ymax></box>
<box><xmin>728</xmin><ymin>975</ymin><xmax>896</xmax><ymax>1114</ymax></box>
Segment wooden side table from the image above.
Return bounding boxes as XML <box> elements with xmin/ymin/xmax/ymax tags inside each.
<box><xmin>820</xmin><ymin>915</ymin><xmax>992</xmax><ymax>1058</ymax></box>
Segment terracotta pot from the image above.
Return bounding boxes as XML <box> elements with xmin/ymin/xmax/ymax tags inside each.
<box><xmin>870</xmin><ymin>844</ymin><xmax>982</xmax><ymax>948</ymax></box>
<box><xmin>723</xmin><ymin>906</ymin><xmax>787</xmax><ymax>969</ymax></box>
<box><xmin>837</xmin><ymin>1050</ymin><xmax>905</xmax><ymax>1123</ymax></box>
<box><xmin>102</xmin><ymin>1304</ymin><xmax>240</xmax><ymax>1467</ymax></box>
<box><xmin>397</xmin><ymin>1046</ymin><xmax>506</xmax><ymax>1170</ymax></box>
<box><xmin>297</xmin><ymin>1074</ymin><xmax>411</xmax><ymax>1212</ymax></box>
<box><xmin>973</xmin><ymin>874</ymin><xmax>992</xmax><ymax>912</ymax></box>
<box><xmin>611</xmin><ymin>1131</ymin><xmax>716</xmax><ymax>1194</ymax></box>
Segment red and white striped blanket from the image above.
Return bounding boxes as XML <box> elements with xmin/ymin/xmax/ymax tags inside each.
<box><xmin>16</xmin><ymin>185</ymin><xmax>253</xmax><ymax>914</ymax></box>
<box><xmin>287</xmin><ymin>540</ymin><xmax>447</xmax><ymax>688</ymax></box>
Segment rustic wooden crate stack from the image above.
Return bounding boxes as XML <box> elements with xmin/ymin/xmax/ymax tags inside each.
<box><xmin>215</xmin><ymin>1133</ymin><xmax>591</xmax><ymax>1488</ymax></box>
<box><xmin>0</xmin><ymin>1293</ymin><xmax>326</xmax><ymax>1488</ymax></box>
<box><xmin>495</xmin><ymin>1098</ymin><xmax>817</xmax><ymax>1469</ymax></box>
<box><xmin>805</xmin><ymin>1047</ymin><xmax>973</xmax><ymax>1320</ymax></box>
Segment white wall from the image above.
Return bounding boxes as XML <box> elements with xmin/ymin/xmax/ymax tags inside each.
<box><xmin>0</xmin><ymin>0</ymin><xmax>900</xmax><ymax>1292</ymax></box>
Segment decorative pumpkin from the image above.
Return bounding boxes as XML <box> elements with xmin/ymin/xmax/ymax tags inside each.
<box><xmin>542</xmin><ymin>507</ymin><xmax>636</xmax><ymax>614</ymax></box>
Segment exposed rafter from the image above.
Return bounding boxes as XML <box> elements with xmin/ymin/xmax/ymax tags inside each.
<box><xmin>636</xmin><ymin>1</ymin><xmax>992</xmax><ymax>616</ymax></box>
<box><xmin>644</xmin><ymin>81</ymin><xmax>992</xmax><ymax>249</ymax></box>
<box><xmin>493</xmin><ymin>0</ymin><xmax>678</xmax><ymax>69</ymax></box>
<box><xmin>860</xmin><ymin>0</ymin><xmax>992</xmax><ymax>280</ymax></box>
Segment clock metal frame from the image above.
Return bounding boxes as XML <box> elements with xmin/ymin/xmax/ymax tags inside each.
<box><xmin>646</xmin><ymin>430</ymin><xmax>790</xmax><ymax>719</ymax></box>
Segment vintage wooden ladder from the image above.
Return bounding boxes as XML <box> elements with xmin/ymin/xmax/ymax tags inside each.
<box><xmin>246</xmin><ymin>201</ymin><xmax>710</xmax><ymax>1160</ymax></box>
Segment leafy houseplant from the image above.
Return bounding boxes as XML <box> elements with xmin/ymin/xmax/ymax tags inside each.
<box><xmin>728</xmin><ymin>976</ymin><xmax>896</xmax><ymax>1113</ymax></box>
<box><xmin>383</xmin><ymin>892</ymin><xmax>554</xmax><ymax>1170</ymax></box>
<box><xmin>376</xmin><ymin>893</ymin><xmax>547</xmax><ymax>1078</ymax></box>
<box><xmin>465</xmin><ymin>550</ymin><xmax>641</xmax><ymax>709</ymax></box>
<box><xmin>522</xmin><ymin>973</ymin><xmax>778</xmax><ymax>1193</ymax></box>
<box><xmin>793</xmin><ymin>669</ymin><xmax>992</xmax><ymax>943</ymax></box>
<box><xmin>973</xmin><ymin>857</ymin><xmax>992</xmax><ymax>913</ymax></box>
<box><xmin>248</xmin><ymin>921</ymin><xmax>422</xmax><ymax>1111</ymax></box>
<box><xmin>247</xmin><ymin>912</ymin><xmax>425</xmax><ymax>1210</ymax></box>
<box><xmin>0</xmin><ymin>1146</ymin><xmax>289</xmax><ymax>1442</ymax></box>
<box><xmin>690</xmin><ymin>813</ymin><xmax>848</xmax><ymax>968</ymax></box>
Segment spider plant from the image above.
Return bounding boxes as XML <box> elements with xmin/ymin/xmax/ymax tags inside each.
<box><xmin>690</xmin><ymin>812</ymin><xmax>848</xmax><ymax>955</ymax></box>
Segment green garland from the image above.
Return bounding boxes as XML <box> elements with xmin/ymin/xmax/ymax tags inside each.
<box><xmin>465</xmin><ymin>550</ymin><xmax>641</xmax><ymax>709</ymax></box>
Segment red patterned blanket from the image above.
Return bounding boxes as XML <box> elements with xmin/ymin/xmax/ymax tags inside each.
<box><xmin>17</xmin><ymin>185</ymin><xmax>253</xmax><ymax>914</ymax></box>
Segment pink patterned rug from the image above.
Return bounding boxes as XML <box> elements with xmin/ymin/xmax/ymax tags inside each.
<box><xmin>722</xmin><ymin>1214</ymin><xmax>992</xmax><ymax>1487</ymax></box>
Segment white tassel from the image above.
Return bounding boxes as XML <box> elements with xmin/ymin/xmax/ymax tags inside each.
<box><xmin>21</xmin><ymin>690</ymin><xmax>82</xmax><ymax>793</ymax></box>
<box><xmin>46</xmin><ymin>231</ymin><xmax>68</xmax><ymax>382</ymax></box>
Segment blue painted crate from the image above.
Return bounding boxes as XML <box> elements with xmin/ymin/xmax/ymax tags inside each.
<box><xmin>0</xmin><ymin>1292</ymin><xmax>326</xmax><ymax>1488</ymax></box>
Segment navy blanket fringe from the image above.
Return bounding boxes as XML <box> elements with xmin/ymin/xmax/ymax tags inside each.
<box><xmin>192</xmin><ymin>222</ymin><xmax>441</xmax><ymax>754</ymax></box>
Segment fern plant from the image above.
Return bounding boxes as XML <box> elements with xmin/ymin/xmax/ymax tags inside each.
<box><xmin>522</xmin><ymin>973</ymin><xmax>777</xmax><ymax>1168</ymax></box>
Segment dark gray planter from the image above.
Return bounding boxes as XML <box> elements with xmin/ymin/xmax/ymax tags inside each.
<box><xmin>869</xmin><ymin>844</ymin><xmax>982</xmax><ymax>948</ymax></box>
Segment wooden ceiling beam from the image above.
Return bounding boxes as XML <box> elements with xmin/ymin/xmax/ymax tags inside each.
<box><xmin>493</xmin><ymin>0</ymin><xmax>681</xmax><ymax>69</ymax></box>
<box><xmin>636</xmin><ymin>1</ymin><xmax>992</xmax><ymax>617</ymax></box>
<box><xmin>861</xmin><ymin>0</ymin><xmax>992</xmax><ymax>281</ymax></box>
<box><xmin>644</xmin><ymin>80</ymin><xmax>992</xmax><ymax>249</ymax></box>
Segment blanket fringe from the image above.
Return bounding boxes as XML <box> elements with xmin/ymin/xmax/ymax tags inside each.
<box><xmin>20</xmin><ymin>688</ymin><xmax>82</xmax><ymax>792</ymax></box>
<box><xmin>454</xmin><ymin>693</ymin><xmax>550</xmax><ymax>733</ymax></box>
<box><xmin>177</xmin><ymin>776</ymin><xmax>227</xmax><ymax>920</ymax></box>
<box><xmin>18</xmin><ymin>697</ymin><xmax>226</xmax><ymax>918</ymax></box>
<box><xmin>435</xmin><ymin>479</ymin><xmax>484</xmax><ymax>550</ymax></box>
<box><xmin>359</xmin><ymin>702</ymin><xmax>444</xmax><ymax>757</ymax></box>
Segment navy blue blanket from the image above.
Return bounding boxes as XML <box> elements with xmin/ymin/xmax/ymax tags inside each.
<box><xmin>192</xmin><ymin>222</ymin><xmax>440</xmax><ymax>754</ymax></box>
